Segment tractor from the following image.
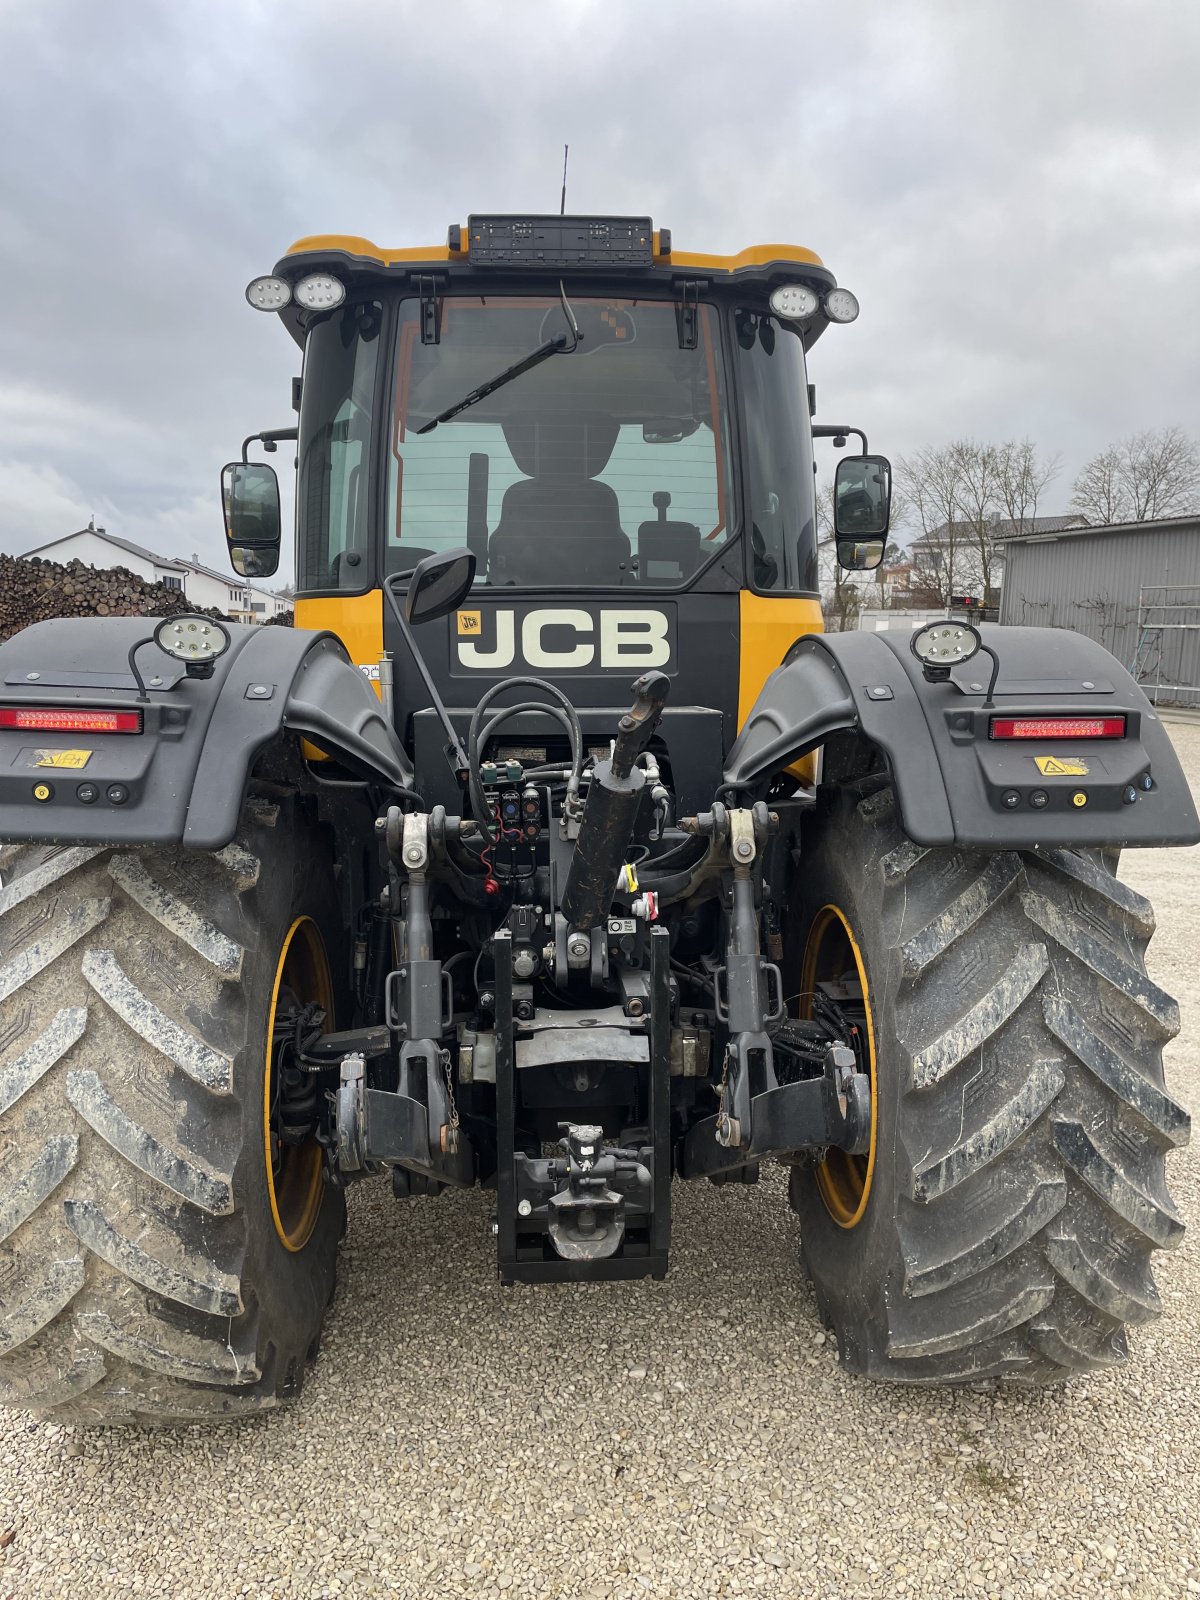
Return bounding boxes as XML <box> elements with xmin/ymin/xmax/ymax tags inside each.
<box><xmin>0</xmin><ymin>215</ymin><xmax>1194</xmax><ymax>1425</ymax></box>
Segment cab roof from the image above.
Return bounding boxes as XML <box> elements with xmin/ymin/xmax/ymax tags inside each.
<box><xmin>272</xmin><ymin>215</ymin><xmax>839</xmax><ymax>347</ymax></box>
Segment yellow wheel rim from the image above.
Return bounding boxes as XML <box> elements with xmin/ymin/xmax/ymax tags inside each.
<box><xmin>264</xmin><ymin>916</ymin><xmax>332</xmax><ymax>1252</ymax></box>
<box><xmin>800</xmin><ymin>904</ymin><xmax>878</xmax><ymax>1230</ymax></box>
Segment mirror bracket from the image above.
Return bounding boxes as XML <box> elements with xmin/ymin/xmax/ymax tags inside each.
<box><xmin>813</xmin><ymin>424</ymin><xmax>869</xmax><ymax>455</ymax></box>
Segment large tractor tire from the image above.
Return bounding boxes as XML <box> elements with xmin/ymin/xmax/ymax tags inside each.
<box><xmin>787</xmin><ymin>780</ymin><xmax>1188</xmax><ymax>1384</ymax></box>
<box><xmin>0</xmin><ymin>796</ymin><xmax>346</xmax><ymax>1425</ymax></box>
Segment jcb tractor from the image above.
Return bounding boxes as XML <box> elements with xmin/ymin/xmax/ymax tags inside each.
<box><xmin>0</xmin><ymin>215</ymin><xmax>1194</xmax><ymax>1426</ymax></box>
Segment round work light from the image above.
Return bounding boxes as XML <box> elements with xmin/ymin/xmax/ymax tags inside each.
<box><xmin>769</xmin><ymin>283</ymin><xmax>821</xmax><ymax>321</ymax></box>
<box><xmin>823</xmin><ymin>287</ymin><xmax>860</xmax><ymax>324</ymax></box>
<box><xmin>245</xmin><ymin>276</ymin><xmax>292</xmax><ymax>312</ymax></box>
<box><xmin>154</xmin><ymin>616</ymin><xmax>232</xmax><ymax>666</ymax></box>
<box><xmin>293</xmin><ymin>273</ymin><xmax>346</xmax><ymax>311</ymax></box>
<box><xmin>911</xmin><ymin>620</ymin><xmax>981</xmax><ymax>667</ymax></box>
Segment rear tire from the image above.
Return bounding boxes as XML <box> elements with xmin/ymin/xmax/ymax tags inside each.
<box><xmin>787</xmin><ymin>781</ymin><xmax>1189</xmax><ymax>1384</ymax></box>
<box><xmin>0</xmin><ymin>796</ymin><xmax>346</xmax><ymax>1425</ymax></box>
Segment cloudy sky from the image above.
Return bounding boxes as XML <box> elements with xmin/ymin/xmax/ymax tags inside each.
<box><xmin>1</xmin><ymin>0</ymin><xmax>1196</xmax><ymax>581</ymax></box>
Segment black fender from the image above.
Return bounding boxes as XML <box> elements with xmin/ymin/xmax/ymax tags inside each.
<box><xmin>0</xmin><ymin>618</ymin><xmax>413</xmax><ymax>848</ymax></box>
<box><xmin>724</xmin><ymin>624</ymin><xmax>1200</xmax><ymax>849</ymax></box>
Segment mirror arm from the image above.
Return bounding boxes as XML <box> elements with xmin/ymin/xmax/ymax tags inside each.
<box><xmin>241</xmin><ymin>427</ymin><xmax>299</xmax><ymax>465</ymax></box>
<box><xmin>813</xmin><ymin>424</ymin><xmax>869</xmax><ymax>455</ymax></box>
<box><xmin>381</xmin><ymin>575</ymin><xmax>470</xmax><ymax>775</ymax></box>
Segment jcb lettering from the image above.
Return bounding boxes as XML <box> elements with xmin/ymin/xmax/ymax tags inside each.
<box><xmin>456</xmin><ymin>608</ymin><xmax>671</xmax><ymax>672</ymax></box>
<box><xmin>522</xmin><ymin>609</ymin><xmax>595</xmax><ymax>669</ymax></box>
<box><xmin>599</xmin><ymin>609</ymin><xmax>670</xmax><ymax>667</ymax></box>
<box><xmin>458</xmin><ymin>612</ymin><xmax>516</xmax><ymax>670</ymax></box>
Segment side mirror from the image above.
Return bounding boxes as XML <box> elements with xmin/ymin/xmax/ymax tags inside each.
<box><xmin>834</xmin><ymin>453</ymin><xmax>891</xmax><ymax>571</ymax></box>
<box><xmin>222</xmin><ymin>461</ymin><xmax>282</xmax><ymax>578</ymax></box>
<box><xmin>405</xmin><ymin>547</ymin><xmax>477</xmax><ymax>624</ymax></box>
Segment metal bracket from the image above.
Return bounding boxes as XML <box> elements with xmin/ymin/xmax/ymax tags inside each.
<box><xmin>418</xmin><ymin>275</ymin><xmax>442</xmax><ymax>345</ymax></box>
<box><xmin>673</xmin><ymin>279</ymin><xmax>701</xmax><ymax>350</ymax></box>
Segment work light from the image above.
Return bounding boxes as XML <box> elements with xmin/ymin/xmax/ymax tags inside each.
<box><xmin>154</xmin><ymin>616</ymin><xmax>232</xmax><ymax>667</ymax></box>
<box><xmin>911</xmin><ymin>620</ymin><xmax>981</xmax><ymax>668</ymax></box>
<box><xmin>769</xmin><ymin>284</ymin><xmax>820</xmax><ymax>321</ymax></box>
<box><xmin>246</xmin><ymin>276</ymin><xmax>292</xmax><ymax>312</ymax></box>
<box><xmin>823</xmin><ymin>288</ymin><xmax>860</xmax><ymax>324</ymax></box>
<box><xmin>293</xmin><ymin>273</ymin><xmax>346</xmax><ymax>311</ymax></box>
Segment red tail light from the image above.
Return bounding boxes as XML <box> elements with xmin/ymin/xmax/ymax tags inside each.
<box><xmin>989</xmin><ymin>716</ymin><xmax>1126</xmax><ymax>740</ymax></box>
<box><xmin>0</xmin><ymin>707</ymin><xmax>144</xmax><ymax>734</ymax></box>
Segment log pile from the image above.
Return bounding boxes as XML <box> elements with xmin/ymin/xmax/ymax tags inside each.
<box><xmin>0</xmin><ymin>554</ymin><xmax>227</xmax><ymax>643</ymax></box>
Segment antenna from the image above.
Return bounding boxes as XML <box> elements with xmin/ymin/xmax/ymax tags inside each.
<box><xmin>560</xmin><ymin>144</ymin><xmax>569</xmax><ymax>215</ymax></box>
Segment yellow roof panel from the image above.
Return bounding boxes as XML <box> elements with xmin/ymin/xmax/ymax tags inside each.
<box><xmin>281</xmin><ymin>232</ymin><xmax>826</xmax><ymax>275</ymax></box>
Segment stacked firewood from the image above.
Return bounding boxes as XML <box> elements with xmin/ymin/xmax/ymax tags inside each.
<box><xmin>0</xmin><ymin>555</ymin><xmax>226</xmax><ymax>643</ymax></box>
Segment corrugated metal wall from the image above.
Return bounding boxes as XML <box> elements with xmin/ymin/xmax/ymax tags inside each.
<box><xmin>998</xmin><ymin>522</ymin><xmax>1200</xmax><ymax>706</ymax></box>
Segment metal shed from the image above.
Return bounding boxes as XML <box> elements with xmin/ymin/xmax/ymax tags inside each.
<box><xmin>996</xmin><ymin>514</ymin><xmax>1200</xmax><ymax>707</ymax></box>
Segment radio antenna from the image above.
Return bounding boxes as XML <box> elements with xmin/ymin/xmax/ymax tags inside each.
<box><xmin>560</xmin><ymin>144</ymin><xmax>569</xmax><ymax>215</ymax></box>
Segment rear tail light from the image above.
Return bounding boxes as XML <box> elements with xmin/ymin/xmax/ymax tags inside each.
<box><xmin>989</xmin><ymin>716</ymin><xmax>1126</xmax><ymax>740</ymax></box>
<box><xmin>0</xmin><ymin>707</ymin><xmax>144</xmax><ymax>734</ymax></box>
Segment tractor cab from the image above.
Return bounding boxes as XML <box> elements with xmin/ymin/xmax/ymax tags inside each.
<box><xmin>228</xmin><ymin>216</ymin><xmax>886</xmax><ymax>800</ymax></box>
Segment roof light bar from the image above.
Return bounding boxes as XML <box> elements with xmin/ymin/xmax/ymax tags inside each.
<box><xmin>990</xmin><ymin>716</ymin><xmax>1127</xmax><ymax>740</ymax></box>
<box><xmin>0</xmin><ymin>707</ymin><xmax>143</xmax><ymax>734</ymax></box>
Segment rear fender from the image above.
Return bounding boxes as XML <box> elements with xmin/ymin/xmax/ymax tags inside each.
<box><xmin>0</xmin><ymin>618</ymin><xmax>412</xmax><ymax>848</ymax></box>
<box><xmin>724</xmin><ymin>625</ymin><xmax>1199</xmax><ymax>849</ymax></box>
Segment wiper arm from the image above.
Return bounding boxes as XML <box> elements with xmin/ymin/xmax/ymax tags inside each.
<box><xmin>417</xmin><ymin>333</ymin><xmax>570</xmax><ymax>434</ymax></box>
<box><xmin>416</xmin><ymin>282</ymin><xmax>582</xmax><ymax>434</ymax></box>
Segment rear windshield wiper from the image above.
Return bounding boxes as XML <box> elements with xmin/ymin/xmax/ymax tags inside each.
<box><xmin>416</xmin><ymin>286</ymin><xmax>581</xmax><ymax>435</ymax></box>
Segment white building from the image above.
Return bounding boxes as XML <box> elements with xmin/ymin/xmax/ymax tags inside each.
<box><xmin>23</xmin><ymin>525</ymin><xmax>291</xmax><ymax>622</ymax></box>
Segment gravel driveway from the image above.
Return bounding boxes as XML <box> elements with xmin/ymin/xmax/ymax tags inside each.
<box><xmin>3</xmin><ymin>725</ymin><xmax>1199</xmax><ymax>1600</ymax></box>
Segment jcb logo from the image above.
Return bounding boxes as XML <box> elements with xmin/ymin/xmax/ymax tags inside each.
<box><xmin>453</xmin><ymin>607</ymin><xmax>673</xmax><ymax>673</ymax></box>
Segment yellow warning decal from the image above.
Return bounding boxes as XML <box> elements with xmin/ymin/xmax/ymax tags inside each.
<box><xmin>1033</xmin><ymin>755</ymin><xmax>1089</xmax><ymax>777</ymax></box>
<box><xmin>31</xmin><ymin>749</ymin><xmax>92</xmax><ymax>770</ymax></box>
<box><xmin>457</xmin><ymin>610</ymin><xmax>482</xmax><ymax>635</ymax></box>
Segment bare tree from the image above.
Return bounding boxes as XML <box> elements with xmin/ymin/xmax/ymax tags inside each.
<box><xmin>996</xmin><ymin>438</ymin><xmax>1061</xmax><ymax>536</ymax></box>
<box><xmin>1070</xmin><ymin>427</ymin><xmax>1200</xmax><ymax>524</ymax></box>
<box><xmin>950</xmin><ymin>440</ymin><xmax>1002</xmax><ymax>606</ymax></box>
<box><xmin>898</xmin><ymin>445</ymin><xmax>967</xmax><ymax>606</ymax></box>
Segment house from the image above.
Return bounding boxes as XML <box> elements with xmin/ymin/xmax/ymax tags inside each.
<box><xmin>23</xmin><ymin>523</ymin><xmax>291</xmax><ymax>622</ymax></box>
<box><xmin>908</xmin><ymin>513</ymin><xmax>1086</xmax><ymax>602</ymax></box>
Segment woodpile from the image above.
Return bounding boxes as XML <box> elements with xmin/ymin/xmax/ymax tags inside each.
<box><xmin>0</xmin><ymin>554</ymin><xmax>227</xmax><ymax>643</ymax></box>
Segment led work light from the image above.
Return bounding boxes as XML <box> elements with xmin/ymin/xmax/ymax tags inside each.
<box><xmin>769</xmin><ymin>284</ymin><xmax>820</xmax><ymax>321</ymax></box>
<box><xmin>823</xmin><ymin>288</ymin><xmax>860</xmax><ymax>324</ymax></box>
<box><xmin>911</xmin><ymin>621</ymin><xmax>982</xmax><ymax>668</ymax></box>
<box><xmin>246</xmin><ymin>275</ymin><xmax>292</xmax><ymax>312</ymax></box>
<box><xmin>293</xmin><ymin>273</ymin><xmax>346</xmax><ymax>311</ymax></box>
<box><xmin>154</xmin><ymin>616</ymin><xmax>232</xmax><ymax>668</ymax></box>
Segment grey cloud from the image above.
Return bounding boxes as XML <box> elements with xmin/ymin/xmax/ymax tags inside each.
<box><xmin>1</xmin><ymin>0</ymin><xmax>1197</xmax><ymax>575</ymax></box>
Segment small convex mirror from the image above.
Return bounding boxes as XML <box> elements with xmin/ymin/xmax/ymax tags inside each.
<box><xmin>405</xmin><ymin>547</ymin><xmax>477</xmax><ymax>624</ymax></box>
<box><xmin>221</xmin><ymin>461</ymin><xmax>282</xmax><ymax>578</ymax></box>
<box><xmin>834</xmin><ymin>454</ymin><xmax>892</xmax><ymax>570</ymax></box>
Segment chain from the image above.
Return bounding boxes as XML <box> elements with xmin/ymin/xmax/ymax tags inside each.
<box><xmin>717</xmin><ymin>1045</ymin><xmax>731</xmax><ymax>1114</ymax></box>
<box><xmin>440</xmin><ymin>1047</ymin><xmax>460</xmax><ymax>1130</ymax></box>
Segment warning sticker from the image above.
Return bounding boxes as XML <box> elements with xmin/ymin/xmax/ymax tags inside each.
<box><xmin>1033</xmin><ymin>755</ymin><xmax>1089</xmax><ymax>777</ymax></box>
<box><xmin>457</xmin><ymin>610</ymin><xmax>482</xmax><ymax>635</ymax></box>
<box><xmin>31</xmin><ymin>749</ymin><xmax>92</xmax><ymax>770</ymax></box>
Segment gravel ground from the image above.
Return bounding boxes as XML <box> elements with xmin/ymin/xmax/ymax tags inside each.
<box><xmin>3</xmin><ymin>727</ymin><xmax>1200</xmax><ymax>1600</ymax></box>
